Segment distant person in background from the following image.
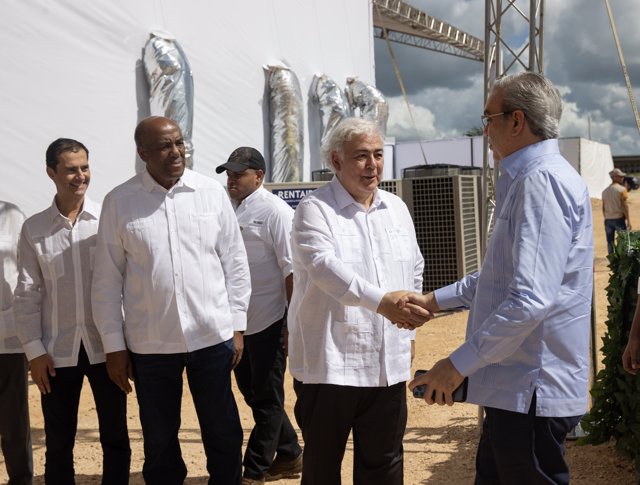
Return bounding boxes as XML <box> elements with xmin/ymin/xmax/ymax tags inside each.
<box><xmin>216</xmin><ymin>147</ymin><xmax>302</xmax><ymax>485</ymax></box>
<box><xmin>14</xmin><ymin>138</ymin><xmax>130</xmax><ymax>484</ymax></box>
<box><xmin>602</xmin><ymin>168</ymin><xmax>631</xmax><ymax>254</ymax></box>
<box><xmin>0</xmin><ymin>201</ymin><xmax>32</xmax><ymax>485</ymax></box>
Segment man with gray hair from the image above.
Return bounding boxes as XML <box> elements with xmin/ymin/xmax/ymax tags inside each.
<box><xmin>405</xmin><ymin>72</ymin><xmax>594</xmax><ymax>484</ymax></box>
<box><xmin>288</xmin><ymin>117</ymin><xmax>428</xmax><ymax>485</ymax></box>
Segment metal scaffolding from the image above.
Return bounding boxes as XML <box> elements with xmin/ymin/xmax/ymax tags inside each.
<box><xmin>372</xmin><ymin>0</ymin><xmax>484</xmax><ymax>62</ymax></box>
<box><xmin>481</xmin><ymin>0</ymin><xmax>544</xmax><ymax>254</ymax></box>
<box><xmin>373</xmin><ymin>0</ymin><xmax>545</xmax><ymax>256</ymax></box>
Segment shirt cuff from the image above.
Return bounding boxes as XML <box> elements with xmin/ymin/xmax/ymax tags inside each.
<box><xmin>22</xmin><ymin>340</ymin><xmax>47</xmax><ymax>362</ymax></box>
<box><xmin>359</xmin><ymin>284</ymin><xmax>386</xmax><ymax>314</ymax></box>
<box><xmin>101</xmin><ymin>333</ymin><xmax>128</xmax><ymax>354</ymax></box>
<box><xmin>232</xmin><ymin>312</ymin><xmax>247</xmax><ymax>332</ymax></box>
<box><xmin>434</xmin><ymin>283</ymin><xmax>466</xmax><ymax>310</ymax></box>
<box><xmin>449</xmin><ymin>342</ymin><xmax>485</xmax><ymax>377</ymax></box>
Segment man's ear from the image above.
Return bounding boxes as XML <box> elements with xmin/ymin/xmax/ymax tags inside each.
<box><xmin>331</xmin><ymin>152</ymin><xmax>341</xmax><ymax>172</ymax></box>
<box><xmin>46</xmin><ymin>166</ymin><xmax>56</xmax><ymax>181</ymax></box>
<box><xmin>512</xmin><ymin>110</ymin><xmax>527</xmax><ymax>136</ymax></box>
<box><xmin>137</xmin><ymin>146</ymin><xmax>147</xmax><ymax>163</ymax></box>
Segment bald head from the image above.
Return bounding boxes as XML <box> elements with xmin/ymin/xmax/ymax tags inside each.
<box><xmin>134</xmin><ymin>116</ymin><xmax>181</xmax><ymax>149</ymax></box>
<box><xmin>135</xmin><ymin>116</ymin><xmax>186</xmax><ymax>189</ymax></box>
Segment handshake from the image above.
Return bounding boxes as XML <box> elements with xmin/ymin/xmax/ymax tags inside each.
<box><xmin>376</xmin><ymin>290</ymin><xmax>440</xmax><ymax>330</ymax></box>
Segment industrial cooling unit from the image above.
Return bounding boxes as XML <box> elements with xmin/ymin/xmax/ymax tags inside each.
<box><xmin>266</xmin><ymin>173</ymin><xmax>482</xmax><ymax>293</ymax></box>
<box><xmin>402</xmin><ymin>174</ymin><xmax>481</xmax><ymax>293</ymax></box>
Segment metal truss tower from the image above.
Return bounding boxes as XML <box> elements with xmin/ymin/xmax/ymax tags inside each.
<box><xmin>481</xmin><ymin>0</ymin><xmax>544</xmax><ymax>253</ymax></box>
<box><xmin>372</xmin><ymin>0</ymin><xmax>544</xmax><ymax>256</ymax></box>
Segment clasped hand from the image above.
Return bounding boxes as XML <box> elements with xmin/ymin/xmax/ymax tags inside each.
<box><xmin>378</xmin><ymin>291</ymin><xmax>436</xmax><ymax>329</ymax></box>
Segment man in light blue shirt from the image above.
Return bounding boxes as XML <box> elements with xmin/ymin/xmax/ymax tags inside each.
<box><xmin>404</xmin><ymin>72</ymin><xmax>594</xmax><ymax>484</ymax></box>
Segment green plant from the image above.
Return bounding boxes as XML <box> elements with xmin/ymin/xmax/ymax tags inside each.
<box><xmin>580</xmin><ymin>231</ymin><xmax>640</xmax><ymax>472</ymax></box>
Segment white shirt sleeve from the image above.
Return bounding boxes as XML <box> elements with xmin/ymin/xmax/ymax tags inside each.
<box><xmin>14</xmin><ymin>223</ymin><xmax>47</xmax><ymax>361</ymax></box>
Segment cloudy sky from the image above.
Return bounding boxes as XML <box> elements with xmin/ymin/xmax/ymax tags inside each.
<box><xmin>373</xmin><ymin>0</ymin><xmax>640</xmax><ymax>155</ymax></box>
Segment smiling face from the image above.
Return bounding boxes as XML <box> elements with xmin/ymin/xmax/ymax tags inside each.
<box><xmin>137</xmin><ymin>118</ymin><xmax>186</xmax><ymax>189</ymax></box>
<box><xmin>331</xmin><ymin>133</ymin><xmax>384</xmax><ymax>208</ymax></box>
<box><xmin>47</xmin><ymin>149</ymin><xmax>90</xmax><ymax>200</ymax></box>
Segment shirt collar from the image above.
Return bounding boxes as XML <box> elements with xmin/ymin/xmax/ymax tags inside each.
<box><xmin>329</xmin><ymin>177</ymin><xmax>384</xmax><ymax>211</ymax></box>
<box><xmin>233</xmin><ymin>185</ymin><xmax>264</xmax><ymax>210</ymax></box>
<box><xmin>141</xmin><ymin>166</ymin><xmax>195</xmax><ymax>193</ymax></box>
<box><xmin>47</xmin><ymin>196</ymin><xmax>99</xmax><ymax>223</ymax></box>
<box><xmin>499</xmin><ymin>138</ymin><xmax>560</xmax><ymax>181</ymax></box>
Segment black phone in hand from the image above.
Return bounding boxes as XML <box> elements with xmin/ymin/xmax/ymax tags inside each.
<box><xmin>412</xmin><ymin>369</ymin><xmax>468</xmax><ymax>402</ymax></box>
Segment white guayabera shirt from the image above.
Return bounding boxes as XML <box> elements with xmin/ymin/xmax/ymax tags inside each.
<box><xmin>288</xmin><ymin>178</ymin><xmax>424</xmax><ymax>387</ymax></box>
<box><xmin>0</xmin><ymin>201</ymin><xmax>26</xmax><ymax>354</ymax></box>
<box><xmin>15</xmin><ymin>198</ymin><xmax>104</xmax><ymax>367</ymax></box>
<box><xmin>92</xmin><ymin>168</ymin><xmax>251</xmax><ymax>355</ymax></box>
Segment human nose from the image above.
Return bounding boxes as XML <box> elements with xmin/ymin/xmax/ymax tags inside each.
<box><xmin>365</xmin><ymin>154</ymin><xmax>377</xmax><ymax>168</ymax></box>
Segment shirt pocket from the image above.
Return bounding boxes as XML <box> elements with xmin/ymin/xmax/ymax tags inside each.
<box><xmin>190</xmin><ymin>212</ymin><xmax>220</xmax><ymax>253</ymax></box>
<box><xmin>385</xmin><ymin>227</ymin><xmax>412</xmax><ymax>262</ymax></box>
<box><xmin>334</xmin><ymin>228</ymin><xmax>362</xmax><ymax>263</ymax></box>
<box><xmin>124</xmin><ymin>218</ymin><xmax>158</xmax><ymax>255</ymax></box>
<box><xmin>37</xmin><ymin>252</ymin><xmax>65</xmax><ymax>281</ymax></box>
<box><xmin>330</xmin><ymin>320</ymin><xmax>374</xmax><ymax>368</ymax></box>
<box><xmin>242</xmin><ymin>223</ymin><xmax>267</xmax><ymax>264</ymax></box>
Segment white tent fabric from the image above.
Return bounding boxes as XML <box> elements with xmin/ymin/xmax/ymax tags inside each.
<box><xmin>0</xmin><ymin>0</ymin><xmax>374</xmax><ymax>216</ymax></box>
<box><xmin>558</xmin><ymin>138</ymin><xmax>614</xmax><ymax>199</ymax></box>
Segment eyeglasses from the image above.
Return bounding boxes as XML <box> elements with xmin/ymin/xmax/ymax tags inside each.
<box><xmin>480</xmin><ymin>111</ymin><xmax>513</xmax><ymax>127</ymax></box>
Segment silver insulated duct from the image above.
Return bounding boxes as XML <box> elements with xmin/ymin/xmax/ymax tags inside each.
<box><xmin>143</xmin><ymin>30</ymin><xmax>195</xmax><ymax>168</ymax></box>
<box><xmin>346</xmin><ymin>78</ymin><xmax>389</xmax><ymax>137</ymax></box>
<box><xmin>266</xmin><ymin>65</ymin><xmax>304</xmax><ymax>182</ymax></box>
<box><xmin>312</xmin><ymin>74</ymin><xmax>352</xmax><ymax>147</ymax></box>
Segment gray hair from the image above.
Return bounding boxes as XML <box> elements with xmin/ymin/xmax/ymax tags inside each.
<box><xmin>321</xmin><ymin>117</ymin><xmax>383</xmax><ymax>169</ymax></box>
<box><xmin>491</xmin><ymin>72</ymin><xmax>562</xmax><ymax>139</ymax></box>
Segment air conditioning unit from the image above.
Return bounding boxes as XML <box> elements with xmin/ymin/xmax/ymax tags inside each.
<box><xmin>402</xmin><ymin>175</ymin><xmax>481</xmax><ymax>293</ymax></box>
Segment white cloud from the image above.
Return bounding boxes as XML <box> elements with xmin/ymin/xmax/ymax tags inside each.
<box><xmin>375</xmin><ymin>0</ymin><xmax>640</xmax><ymax>154</ymax></box>
<box><xmin>386</xmin><ymin>96</ymin><xmax>443</xmax><ymax>141</ymax></box>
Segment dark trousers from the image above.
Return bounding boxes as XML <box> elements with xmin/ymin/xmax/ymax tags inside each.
<box><xmin>41</xmin><ymin>344</ymin><xmax>130</xmax><ymax>485</ymax></box>
<box><xmin>0</xmin><ymin>353</ymin><xmax>32</xmax><ymax>485</ymax></box>
<box><xmin>293</xmin><ymin>380</ymin><xmax>407</xmax><ymax>485</ymax></box>
<box><xmin>475</xmin><ymin>393</ymin><xmax>582</xmax><ymax>485</ymax></box>
<box><xmin>131</xmin><ymin>339</ymin><xmax>243</xmax><ymax>485</ymax></box>
<box><xmin>234</xmin><ymin>318</ymin><xmax>301</xmax><ymax>479</ymax></box>
<box><xmin>605</xmin><ymin>217</ymin><xmax>626</xmax><ymax>254</ymax></box>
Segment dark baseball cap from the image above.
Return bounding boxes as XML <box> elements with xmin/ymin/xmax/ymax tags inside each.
<box><xmin>216</xmin><ymin>147</ymin><xmax>266</xmax><ymax>174</ymax></box>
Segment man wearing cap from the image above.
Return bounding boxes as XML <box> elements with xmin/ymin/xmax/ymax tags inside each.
<box><xmin>216</xmin><ymin>147</ymin><xmax>302</xmax><ymax>485</ymax></box>
<box><xmin>602</xmin><ymin>167</ymin><xmax>632</xmax><ymax>254</ymax></box>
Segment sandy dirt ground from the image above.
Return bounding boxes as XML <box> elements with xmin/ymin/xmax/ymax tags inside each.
<box><xmin>2</xmin><ymin>192</ymin><xmax>638</xmax><ymax>484</ymax></box>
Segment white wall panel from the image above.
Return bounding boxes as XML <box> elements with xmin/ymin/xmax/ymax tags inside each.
<box><xmin>0</xmin><ymin>0</ymin><xmax>374</xmax><ymax>215</ymax></box>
